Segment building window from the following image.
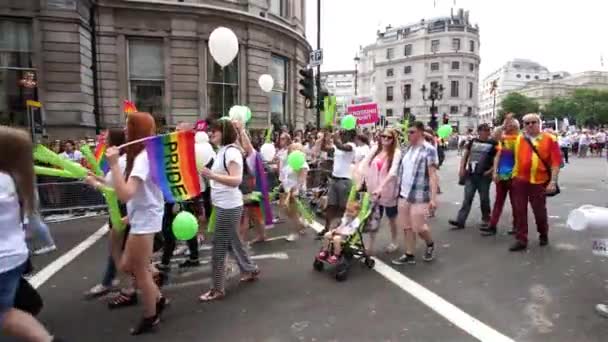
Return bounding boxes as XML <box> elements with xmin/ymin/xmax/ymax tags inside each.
<box><xmin>128</xmin><ymin>39</ymin><xmax>165</xmax><ymax>124</ymax></box>
<box><xmin>467</xmin><ymin>106</ymin><xmax>473</xmax><ymax>115</ymax></box>
<box><xmin>386</xmin><ymin>68</ymin><xmax>394</xmax><ymax>77</ymax></box>
<box><xmin>452</xmin><ymin>38</ymin><xmax>461</xmax><ymax>51</ymax></box>
<box><xmin>404</xmin><ymin>44</ymin><xmax>412</xmax><ymax>56</ymax></box>
<box><xmin>386</xmin><ymin>108</ymin><xmax>393</xmax><ymax>117</ymax></box>
<box><xmin>404</xmin><ymin>65</ymin><xmax>412</xmax><ymax>74</ymax></box>
<box><xmin>450</xmin><ymin>105</ymin><xmax>459</xmax><ymax>114</ymax></box>
<box><xmin>403</xmin><ymin>84</ymin><xmax>411</xmax><ymax>100</ymax></box>
<box><xmin>469</xmin><ymin>40</ymin><xmax>475</xmax><ymax>52</ymax></box>
<box><xmin>534</xmin><ymin>75</ymin><xmax>539</xmax><ymax>79</ymax></box>
<box><xmin>269</xmin><ymin>0</ymin><xmax>287</xmax><ymax>17</ymax></box>
<box><xmin>431</xmin><ymin>39</ymin><xmax>440</xmax><ymax>53</ymax></box>
<box><xmin>0</xmin><ymin>19</ymin><xmax>35</xmax><ymax>127</ymax></box>
<box><xmin>207</xmin><ymin>47</ymin><xmax>239</xmax><ymax>120</ymax></box>
<box><xmin>451</xmin><ymin>61</ymin><xmax>460</xmax><ymax>70</ymax></box>
<box><xmin>403</xmin><ymin>107</ymin><xmax>411</xmax><ymax>116</ymax></box>
<box><xmin>468</xmin><ymin>82</ymin><xmax>473</xmax><ymax>99</ymax></box>
<box><xmin>430</xmin><ymin>62</ymin><xmax>440</xmax><ymax>71</ymax></box>
<box><xmin>270</xmin><ymin>55</ymin><xmax>288</xmax><ymax>123</ymax></box>
<box><xmin>469</xmin><ymin>63</ymin><xmax>475</xmax><ymax>72</ymax></box>
<box><xmin>386</xmin><ymin>86</ymin><xmax>394</xmax><ymax>102</ymax></box>
<box><xmin>516</xmin><ymin>74</ymin><xmax>521</xmax><ymax>78</ymax></box>
<box><xmin>450</xmin><ymin>80</ymin><xmax>459</xmax><ymax>97</ymax></box>
<box><xmin>386</xmin><ymin>48</ymin><xmax>394</xmax><ymax>59</ymax></box>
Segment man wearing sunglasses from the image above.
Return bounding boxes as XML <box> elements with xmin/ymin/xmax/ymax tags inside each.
<box><xmin>509</xmin><ymin>113</ymin><xmax>561</xmax><ymax>252</ymax></box>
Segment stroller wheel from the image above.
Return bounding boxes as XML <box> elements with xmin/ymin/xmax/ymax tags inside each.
<box><xmin>364</xmin><ymin>257</ymin><xmax>375</xmax><ymax>269</ymax></box>
<box><xmin>313</xmin><ymin>259</ymin><xmax>324</xmax><ymax>272</ymax></box>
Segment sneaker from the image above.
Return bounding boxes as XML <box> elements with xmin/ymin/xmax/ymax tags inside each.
<box><xmin>508</xmin><ymin>241</ymin><xmax>527</xmax><ymax>252</ymax></box>
<box><xmin>327</xmin><ymin>255</ymin><xmax>339</xmax><ymax>264</ymax></box>
<box><xmin>480</xmin><ymin>226</ymin><xmax>497</xmax><ymax>236</ymax></box>
<box><xmin>507</xmin><ymin>229</ymin><xmax>516</xmax><ymax>235</ymax></box>
<box><xmin>84</xmin><ymin>284</ymin><xmax>111</xmax><ymax>299</ymax></box>
<box><xmin>173</xmin><ymin>245</ymin><xmax>188</xmax><ymax>256</ymax></box>
<box><xmin>539</xmin><ymin>236</ymin><xmax>549</xmax><ymax>246</ymax></box>
<box><xmin>33</xmin><ymin>245</ymin><xmax>57</xmax><ymax>255</ymax></box>
<box><xmin>448</xmin><ymin>219</ymin><xmax>465</xmax><ymax>230</ymax></box>
<box><xmin>156</xmin><ymin>263</ymin><xmax>171</xmax><ymax>273</ymax></box>
<box><xmin>178</xmin><ymin>259</ymin><xmax>200</xmax><ymax>269</ymax></box>
<box><xmin>285</xmin><ymin>233</ymin><xmax>299</xmax><ymax>242</ymax></box>
<box><xmin>384</xmin><ymin>243</ymin><xmax>399</xmax><ymax>253</ymax></box>
<box><xmin>423</xmin><ymin>243</ymin><xmax>435</xmax><ymax>262</ymax></box>
<box><xmin>392</xmin><ymin>254</ymin><xmax>416</xmax><ymax>265</ymax></box>
<box><xmin>317</xmin><ymin>251</ymin><xmax>328</xmax><ymax>260</ymax></box>
<box><xmin>595</xmin><ymin>303</ymin><xmax>608</xmax><ymax>318</ymax></box>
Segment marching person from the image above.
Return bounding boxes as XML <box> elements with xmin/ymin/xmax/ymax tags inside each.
<box><xmin>391</xmin><ymin>122</ymin><xmax>438</xmax><ymax>265</ymax></box>
<box><xmin>199</xmin><ymin>119</ymin><xmax>259</xmax><ymax>302</ymax></box>
<box><xmin>0</xmin><ymin>126</ymin><xmax>62</xmax><ymax>342</ymax></box>
<box><xmin>509</xmin><ymin>113</ymin><xmax>561</xmax><ymax>252</ymax></box>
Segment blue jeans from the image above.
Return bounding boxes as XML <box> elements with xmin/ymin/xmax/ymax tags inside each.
<box><xmin>101</xmin><ymin>256</ymin><xmax>117</xmax><ymax>287</ymax></box>
<box><xmin>0</xmin><ymin>262</ymin><xmax>27</xmax><ymax>325</ymax></box>
<box><xmin>28</xmin><ymin>215</ymin><xmax>55</xmax><ymax>248</ymax></box>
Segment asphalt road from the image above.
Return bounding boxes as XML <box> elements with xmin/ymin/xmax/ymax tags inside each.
<box><xmin>9</xmin><ymin>151</ymin><xmax>608</xmax><ymax>342</ymax></box>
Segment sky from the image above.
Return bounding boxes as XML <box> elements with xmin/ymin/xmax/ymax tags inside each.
<box><xmin>305</xmin><ymin>0</ymin><xmax>608</xmax><ymax>79</ymax></box>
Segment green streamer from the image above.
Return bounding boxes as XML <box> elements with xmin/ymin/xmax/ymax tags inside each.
<box><xmin>80</xmin><ymin>144</ymin><xmax>103</xmax><ymax>176</ymax></box>
<box><xmin>34</xmin><ymin>166</ymin><xmax>77</xmax><ymax>179</ymax></box>
<box><xmin>33</xmin><ymin>145</ymin><xmax>88</xmax><ymax>178</ymax></box>
<box><xmin>207</xmin><ymin>207</ymin><xmax>217</xmax><ymax>233</ymax></box>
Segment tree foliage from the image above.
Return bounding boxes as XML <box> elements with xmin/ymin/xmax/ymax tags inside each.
<box><xmin>497</xmin><ymin>92</ymin><xmax>540</xmax><ymax>123</ymax></box>
<box><xmin>542</xmin><ymin>89</ymin><xmax>608</xmax><ymax>127</ymax></box>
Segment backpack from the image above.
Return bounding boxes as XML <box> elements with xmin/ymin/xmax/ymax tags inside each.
<box><xmin>222</xmin><ymin>145</ymin><xmax>254</xmax><ymax>195</ymax></box>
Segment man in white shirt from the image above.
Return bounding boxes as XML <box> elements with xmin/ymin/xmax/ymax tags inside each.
<box><xmin>558</xmin><ymin>133</ymin><xmax>571</xmax><ymax>163</ymax></box>
<box><xmin>596</xmin><ymin>129</ymin><xmax>606</xmax><ymax>157</ymax></box>
<box><xmin>317</xmin><ymin>129</ymin><xmax>357</xmax><ymax>238</ymax></box>
<box><xmin>60</xmin><ymin>140</ymin><xmax>83</xmax><ymax>163</ymax></box>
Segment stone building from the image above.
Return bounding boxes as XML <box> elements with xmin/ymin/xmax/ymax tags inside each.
<box><xmin>356</xmin><ymin>8</ymin><xmax>480</xmax><ymax>130</ymax></box>
<box><xmin>0</xmin><ymin>0</ymin><xmax>311</xmax><ymax>139</ymax></box>
<box><xmin>320</xmin><ymin>70</ymin><xmax>356</xmax><ymax>118</ymax></box>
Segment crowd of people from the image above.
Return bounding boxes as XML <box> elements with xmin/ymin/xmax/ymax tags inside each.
<box><xmin>1</xmin><ymin>110</ymin><xmax>606</xmax><ymax>341</ymax></box>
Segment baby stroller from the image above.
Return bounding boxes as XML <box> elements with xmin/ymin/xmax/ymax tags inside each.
<box><xmin>312</xmin><ymin>194</ymin><xmax>375</xmax><ymax>282</ymax></box>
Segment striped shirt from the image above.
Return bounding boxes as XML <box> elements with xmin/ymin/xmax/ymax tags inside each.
<box><xmin>513</xmin><ymin>133</ymin><xmax>561</xmax><ymax>185</ymax></box>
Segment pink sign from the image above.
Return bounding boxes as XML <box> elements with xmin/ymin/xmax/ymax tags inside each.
<box><xmin>194</xmin><ymin>120</ymin><xmax>207</xmax><ymax>132</ymax></box>
<box><xmin>347</xmin><ymin>102</ymin><xmax>379</xmax><ymax>125</ymax></box>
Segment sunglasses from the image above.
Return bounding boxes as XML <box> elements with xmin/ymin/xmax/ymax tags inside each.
<box><xmin>524</xmin><ymin>121</ymin><xmax>538</xmax><ymax>126</ymax></box>
<box><xmin>381</xmin><ymin>135</ymin><xmax>393</xmax><ymax>139</ymax></box>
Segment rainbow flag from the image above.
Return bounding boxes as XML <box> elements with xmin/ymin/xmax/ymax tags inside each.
<box><xmin>253</xmin><ymin>152</ymin><xmax>274</xmax><ymax>227</ymax></box>
<box><xmin>145</xmin><ymin>131</ymin><xmax>201</xmax><ymax>202</ymax></box>
<box><xmin>123</xmin><ymin>100</ymin><xmax>137</xmax><ymax>114</ymax></box>
<box><xmin>94</xmin><ymin>133</ymin><xmax>109</xmax><ymax>174</ymax></box>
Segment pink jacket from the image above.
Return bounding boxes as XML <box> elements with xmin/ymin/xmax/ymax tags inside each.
<box><xmin>359</xmin><ymin>145</ymin><xmax>401</xmax><ymax>207</ymax></box>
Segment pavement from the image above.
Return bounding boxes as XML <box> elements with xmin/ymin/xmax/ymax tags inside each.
<box><xmin>10</xmin><ymin>151</ymin><xmax>608</xmax><ymax>342</ymax></box>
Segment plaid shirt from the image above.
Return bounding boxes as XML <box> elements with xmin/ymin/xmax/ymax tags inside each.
<box><xmin>392</xmin><ymin>142</ymin><xmax>438</xmax><ymax>203</ymax></box>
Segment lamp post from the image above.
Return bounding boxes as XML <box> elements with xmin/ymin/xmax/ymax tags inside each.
<box><xmin>353</xmin><ymin>55</ymin><xmax>360</xmax><ymax>96</ymax></box>
<box><xmin>421</xmin><ymin>83</ymin><xmax>444</xmax><ymax>130</ymax></box>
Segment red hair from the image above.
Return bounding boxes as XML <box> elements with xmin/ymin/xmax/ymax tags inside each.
<box><xmin>125</xmin><ymin>112</ymin><xmax>156</xmax><ymax>177</ymax></box>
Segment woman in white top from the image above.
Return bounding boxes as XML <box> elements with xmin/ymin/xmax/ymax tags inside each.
<box><xmin>280</xmin><ymin>143</ymin><xmax>309</xmax><ymax>242</ymax></box>
<box><xmin>93</xmin><ymin>112</ymin><xmax>167</xmax><ymax>335</ymax></box>
<box><xmin>199</xmin><ymin>119</ymin><xmax>259</xmax><ymax>302</ymax></box>
<box><xmin>0</xmin><ymin>126</ymin><xmax>58</xmax><ymax>341</ymax></box>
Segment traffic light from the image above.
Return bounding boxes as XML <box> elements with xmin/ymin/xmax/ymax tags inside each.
<box><xmin>429</xmin><ymin>113</ymin><xmax>438</xmax><ymax>131</ymax></box>
<box><xmin>442</xmin><ymin>113</ymin><xmax>449</xmax><ymax>125</ymax></box>
<box><xmin>298</xmin><ymin>68</ymin><xmax>315</xmax><ymax>109</ymax></box>
<box><xmin>317</xmin><ymin>87</ymin><xmax>329</xmax><ymax>112</ymax></box>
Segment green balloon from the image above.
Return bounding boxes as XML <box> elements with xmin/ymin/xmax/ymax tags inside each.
<box><xmin>287</xmin><ymin>150</ymin><xmax>306</xmax><ymax>171</ymax></box>
<box><xmin>437</xmin><ymin>125</ymin><xmax>453</xmax><ymax>139</ymax></box>
<box><xmin>341</xmin><ymin>115</ymin><xmax>357</xmax><ymax>130</ymax></box>
<box><xmin>245</xmin><ymin>107</ymin><xmax>252</xmax><ymax>122</ymax></box>
<box><xmin>172</xmin><ymin>211</ymin><xmax>199</xmax><ymax>241</ymax></box>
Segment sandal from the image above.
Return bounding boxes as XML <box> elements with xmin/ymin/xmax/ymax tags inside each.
<box><xmin>199</xmin><ymin>289</ymin><xmax>225</xmax><ymax>302</ymax></box>
<box><xmin>130</xmin><ymin>315</ymin><xmax>160</xmax><ymax>335</ymax></box>
<box><xmin>107</xmin><ymin>290</ymin><xmax>138</xmax><ymax>310</ymax></box>
<box><xmin>240</xmin><ymin>269</ymin><xmax>261</xmax><ymax>283</ymax></box>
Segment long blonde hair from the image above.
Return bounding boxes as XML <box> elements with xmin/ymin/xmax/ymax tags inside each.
<box><xmin>0</xmin><ymin>126</ymin><xmax>35</xmax><ymax>215</ymax></box>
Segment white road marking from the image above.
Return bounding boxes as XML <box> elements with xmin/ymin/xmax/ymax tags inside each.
<box><xmin>251</xmin><ymin>252</ymin><xmax>289</xmax><ymax>260</ymax></box>
<box><xmin>308</xmin><ymin>221</ymin><xmax>515</xmax><ymax>342</ymax></box>
<box><xmin>30</xmin><ymin>224</ymin><xmax>109</xmax><ymax>289</ymax></box>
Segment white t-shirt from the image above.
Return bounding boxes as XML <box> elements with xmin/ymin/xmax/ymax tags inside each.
<box><xmin>332</xmin><ymin>142</ymin><xmax>356</xmax><ymax>178</ymax></box>
<box><xmin>596</xmin><ymin>132</ymin><xmax>606</xmax><ymax>143</ymax></box>
<box><xmin>0</xmin><ymin>172</ymin><xmax>28</xmax><ymax>273</ymax></box>
<box><xmin>335</xmin><ymin>216</ymin><xmax>361</xmax><ymax>236</ymax></box>
<box><xmin>104</xmin><ymin>155</ymin><xmax>127</xmax><ymax>185</ymax></box>
<box><xmin>282</xmin><ymin>161</ymin><xmax>309</xmax><ymax>192</ymax></box>
<box><xmin>61</xmin><ymin>150</ymin><xmax>83</xmax><ymax>162</ymax></box>
<box><xmin>276</xmin><ymin>148</ymin><xmax>289</xmax><ymax>182</ymax></box>
<box><xmin>126</xmin><ymin>152</ymin><xmax>164</xmax><ymax>234</ymax></box>
<box><xmin>579</xmin><ymin>135</ymin><xmax>590</xmax><ymax>145</ymax></box>
<box><xmin>210</xmin><ymin>145</ymin><xmax>243</xmax><ymax>209</ymax></box>
<box><xmin>355</xmin><ymin>145</ymin><xmax>371</xmax><ymax>163</ymax></box>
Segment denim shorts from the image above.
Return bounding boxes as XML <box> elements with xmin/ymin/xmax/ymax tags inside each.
<box><xmin>378</xmin><ymin>205</ymin><xmax>398</xmax><ymax>219</ymax></box>
<box><xmin>0</xmin><ymin>262</ymin><xmax>27</xmax><ymax>325</ymax></box>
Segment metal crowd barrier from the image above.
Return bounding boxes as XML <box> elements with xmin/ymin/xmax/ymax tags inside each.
<box><xmin>37</xmin><ymin>180</ymin><xmax>107</xmax><ymax>215</ymax></box>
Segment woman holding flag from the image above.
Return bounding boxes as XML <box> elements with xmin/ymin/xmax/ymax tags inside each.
<box><xmin>92</xmin><ymin>112</ymin><xmax>168</xmax><ymax>335</ymax></box>
<box><xmin>199</xmin><ymin>119</ymin><xmax>259</xmax><ymax>302</ymax></box>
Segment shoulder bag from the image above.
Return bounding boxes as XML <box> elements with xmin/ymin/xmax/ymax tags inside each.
<box><xmin>523</xmin><ymin>137</ymin><xmax>560</xmax><ymax>197</ymax></box>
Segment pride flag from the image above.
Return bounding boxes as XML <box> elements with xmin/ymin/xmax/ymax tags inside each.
<box><xmin>94</xmin><ymin>133</ymin><xmax>109</xmax><ymax>174</ymax></box>
<box><xmin>123</xmin><ymin>100</ymin><xmax>137</xmax><ymax>114</ymax></box>
<box><xmin>253</xmin><ymin>152</ymin><xmax>274</xmax><ymax>227</ymax></box>
<box><xmin>145</xmin><ymin>131</ymin><xmax>201</xmax><ymax>202</ymax></box>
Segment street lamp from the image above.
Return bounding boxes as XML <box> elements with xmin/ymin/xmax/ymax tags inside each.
<box><xmin>421</xmin><ymin>83</ymin><xmax>444</xmax><ymax>130</ymax></box>
<box><xmin>353</xmin><ymin>55</ymin><xmax>360</xmax><ymax>96</ymax></box>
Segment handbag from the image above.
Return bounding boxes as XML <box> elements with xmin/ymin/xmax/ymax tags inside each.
<box><xmin>523</xmin><ymin>137</ymin><xmax>561</xmax><ymax>197</ymax></box>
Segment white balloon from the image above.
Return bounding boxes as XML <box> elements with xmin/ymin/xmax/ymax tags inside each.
<box><xmin>208</xmin><ymin>27</ymin><xmax>239</xmax><ymax>68</ymax></box>
<box><xmin>229</xmin><ymin>105</ymin><xmax>245</xmax><ymax>122</ymax></box>
<box><xmin>260</xmin><ymin>143</ymin><xmax>276</xmax><ymax>162</ymax></box>
<box><xmin>195</xmin><ymin>131</ymin><xmax>209</xmax><ymax>144</ymax></box>
<box><xmin>258</xmin><ymin>74</ymin><xmax>274</xmax><ymax>93</ymax></box>
<box><xmin>195</xmin><ymin>142</ymin><xmax>215</xmax><ymax>171</ymax></box>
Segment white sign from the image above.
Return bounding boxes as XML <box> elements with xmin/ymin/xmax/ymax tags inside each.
<box><xmin>592</xmin><ymin>239</ymin><xmax>608</xmax><ymax>257</ymax></box>
<box><xmin>310</xmin><ymin>49</ymin><xmax>323</xmax><ymax>67</ymax></box>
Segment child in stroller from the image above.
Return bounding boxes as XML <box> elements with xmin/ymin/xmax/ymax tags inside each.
<box><xmin>316</xmin><ymin>201</ymin><xmax>361</xmax><ymax>264</ymax></box>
